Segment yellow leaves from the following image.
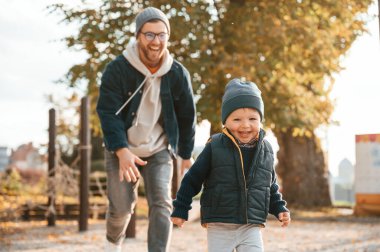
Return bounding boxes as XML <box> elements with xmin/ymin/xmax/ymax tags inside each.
<box><xmin>50</xmin><ymin>0</ymin><xmax>372</xmax><ymax>135</ymax></box>
<box><xmin>273</xmin><ymin>18</ymin><xmax>281</xmax><ymax>27</ymax></box>
<box><xmin>47</xmin><ymin>233</ymin><xmax>59</xmax><ymax>240</ymax></box>
<box><xmin>291</xmin><ymin>128</ymin><xmax>313</xmax><ymax>138</ymax></box>
<box><xmin>64</xmin><ymin>230</ymin><xmax>73</xmax><ymax>236</ymax></box>
<box><xmin>283</xmin><ymin>15</ymin><xmax>291</xmax><ymax>21</ymax></box>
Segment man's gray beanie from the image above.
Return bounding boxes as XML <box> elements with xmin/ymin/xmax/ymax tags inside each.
<box><xmin>135</xmin><ymin>7</ymin><xmax>170</xmax><ymax>36</ymax></box>
<box><xmin>221</xmin><ymin>78</ymin><xmax>264</xmax><ymax>123</ymax></box>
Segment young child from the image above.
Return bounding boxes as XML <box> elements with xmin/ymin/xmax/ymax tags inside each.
<box><xmin>171</xmin><ymin>78</ymin><xmax>290</xmax><ymax>252</ymax></box>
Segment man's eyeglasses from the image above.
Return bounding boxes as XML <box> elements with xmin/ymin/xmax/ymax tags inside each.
<box><xmin>140</xmin><ymin>32</ymin><xmax>168</xmax><ymax>42</ymax></box>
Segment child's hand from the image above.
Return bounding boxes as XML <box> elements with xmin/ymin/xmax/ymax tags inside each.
<box><xmin>171</xmin><ymin>217</ymin><xmax>186</xmax><ymax>228</ymax></box>
<box><xmin>278</xmin><ymin>212</ymin><xmax>291</xmax><ymax>227</ymax></box>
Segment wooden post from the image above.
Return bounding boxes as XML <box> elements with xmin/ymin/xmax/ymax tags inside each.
<box><xmin>47</xmin><ymin>108</ymin><xmax>56</xmax><ymax>226</ymax></box>
<box><xmin>79</xmin><ymin>96</ymin><xmax>91</xmax><ymax>231</ymax></box>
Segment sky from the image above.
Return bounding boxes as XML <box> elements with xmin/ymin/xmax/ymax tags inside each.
<box><xmin>326</xmin><ymin>4</ymin><xmax>380</xmax><ymax>175</ymax></box>
<box><xmin>0</xmin><ymin>0</ymin><xmax>81</xmax><ymax>149</ymax></box>
<box><xmin>0</xmin><ymin>0</ymin><xmax>379</xmax><ymax>176</ymax></box>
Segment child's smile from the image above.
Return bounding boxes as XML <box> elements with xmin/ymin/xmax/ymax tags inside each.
<box><xmin>224</xmin><ymin>108</ymin><xmax>261</xmax><ymax>144</ymax></box>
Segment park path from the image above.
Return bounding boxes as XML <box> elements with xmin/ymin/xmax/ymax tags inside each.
<box><xmin>1</xmin><ymin>204</ymin><xmax>380</xmax><ymax>252</ymax></box>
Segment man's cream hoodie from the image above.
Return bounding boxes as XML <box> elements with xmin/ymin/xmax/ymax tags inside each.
<box><xmin>122</xmin><ymin>40</ymin><xmax>173</xmax><ymax>158</ymax></box>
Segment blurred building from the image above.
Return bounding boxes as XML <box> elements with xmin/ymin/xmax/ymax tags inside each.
<box><xmin>10</xmin><ymin>142</ymin><xmax>47</xmax><ymax>171</ymax></box>
<box><xmin>0</xmin><ymin>146</ymin><xmax>10</xmax><ymax>172</ymax></box>
<box><xmin>332</xmin><ymin>158</ymin><xmax>355</xmax><ymax>204</ymax></box>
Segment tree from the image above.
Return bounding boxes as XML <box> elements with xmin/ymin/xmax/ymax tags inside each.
<box><xmin>170</xmin><ymin>0</ymin><xmax>372</xmax><ymax>207</ymax></box>
<box><xmin>49</xmin><ymin>0</ymin><xmax>373</xmax><ymax>207</ymax></box>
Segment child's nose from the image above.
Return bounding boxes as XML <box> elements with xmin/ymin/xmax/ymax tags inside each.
<box><xmin>242</xmin><ymin>120</ymin><xmax>250</xmax><ymax>127</ymax></box>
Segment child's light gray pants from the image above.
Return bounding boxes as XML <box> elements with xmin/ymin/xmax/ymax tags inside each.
<box><xmin>207</xmin><ymin>223</ymin><xmax>264</xmax><ymax>252</ymax></box>
<box><xmin>105</xmin><ymin>149</ymin><xmax>173</xmax><ymax>252</ymax></box>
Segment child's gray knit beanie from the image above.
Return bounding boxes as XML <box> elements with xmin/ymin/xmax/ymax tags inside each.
<box><xmin>221</xmin><ymin>78</ymin><xmax>264</xmax><ymax>123</ymax></box>
<box><xmin>135</xmin><ymin>7</ymin><xmax>170</xmax><ymax>36</ymax></box>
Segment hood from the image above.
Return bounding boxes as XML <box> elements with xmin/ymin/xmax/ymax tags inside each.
<box><xmin>123</xmin><ymin>39</ymin><xmax>173</xmax><ymax>78</ymax></box>
<box><xmin>115</xmin><ymin>40</ymin><xmax>173</xmax><ymax>116</ymax></box>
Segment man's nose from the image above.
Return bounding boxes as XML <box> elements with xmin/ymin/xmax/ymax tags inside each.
<box><xmin>151</xmin><ymin>35</ymin><xmax>161</xmax><ymax>43</ymax></box>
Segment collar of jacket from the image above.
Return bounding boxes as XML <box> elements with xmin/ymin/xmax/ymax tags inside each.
<box><xmin>222</xmin><ymin>127</ymin><xmax>266</xmax><ymax>146</ymax></box>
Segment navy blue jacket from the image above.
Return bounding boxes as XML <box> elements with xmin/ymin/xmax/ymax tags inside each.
<box><xmin>96</xmin><ymin>55</ymin><xmax>196</xmax><ymax>159</ymax></box>
<box><xmin>172</xmin><ymin>128</ymin><xmax>288</xmax><ymax>226</ymax></box>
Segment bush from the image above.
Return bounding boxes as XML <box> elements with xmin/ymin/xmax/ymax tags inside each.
<box><xmin>0</xmin><ymin>167</ymin><xmax>22</xmax><ymax>195</ymax></box>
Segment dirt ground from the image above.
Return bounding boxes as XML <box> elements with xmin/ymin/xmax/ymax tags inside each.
<box><xmin>1</xmin><ymin>206</ymin><xmax>380</xmax><ymax>252</ymax></box>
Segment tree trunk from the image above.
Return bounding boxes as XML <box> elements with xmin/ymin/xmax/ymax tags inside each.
<box><xmin>275</xmin><ymin>129</ymin><xmax>332</xmax><ymax>208</ymax></box>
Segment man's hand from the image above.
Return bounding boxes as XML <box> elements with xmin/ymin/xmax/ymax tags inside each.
<box><xmin>278</xmin><ymin>212</ymin><xmax>291</xmax><ymax>227</ymax></box>
<box><xmin>171</xmin><ymin>217</ymin><xmax>186</xmax><ymax>228</ymax></box>
<box><xmin>116</xmin><ymin>148</ymin><xmax>147</xmax><ymax>182</ymax></box>
<box><xmin>180</xmin><ymin>158</ymin><xmax>194</xmax><ymax>177</ymax></box>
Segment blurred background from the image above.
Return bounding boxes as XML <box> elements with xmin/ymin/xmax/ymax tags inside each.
<box><xmin>0</xmin><ymin>0</ymin><xmax>380</xmax><ymax>251</ymax></box>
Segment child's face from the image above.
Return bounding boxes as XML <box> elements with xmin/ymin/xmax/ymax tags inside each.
<box><xmin>224</xmin><ymin>108</ymin><xmax>261</xmax><ymax>143</ymax></box>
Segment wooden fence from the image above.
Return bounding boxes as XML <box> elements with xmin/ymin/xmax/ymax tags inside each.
<box><xmin>43</xmin><ymin>95</ymin><xmax>181</xmax><ymax>237</ymax></box>
<box><xmin>21</xmin><ymin>203</ymin><xmax>107</xmax><ymax>221</ymax></box>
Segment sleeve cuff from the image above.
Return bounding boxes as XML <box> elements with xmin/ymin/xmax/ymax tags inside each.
<box><xmin>171</xmin><ymin>207</ymin><xmax>189</xmax><ymax>221</ymax></box>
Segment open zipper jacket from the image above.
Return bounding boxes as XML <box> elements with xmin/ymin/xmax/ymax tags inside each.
<box><xmin>96</xmin><ymin>41</ymin><xmax>196</xmax><ymax>159</ymax></box>
<box><xmin>172</xmin><ymin>128</ymin><xmax>288</xmax><ymax>226</ymax></box>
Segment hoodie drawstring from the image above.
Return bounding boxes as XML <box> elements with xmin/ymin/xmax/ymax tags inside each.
<box><xmin>115</xmin><ymin>75</ymin><xmax>150</xmax><ymax>116</ymax></box>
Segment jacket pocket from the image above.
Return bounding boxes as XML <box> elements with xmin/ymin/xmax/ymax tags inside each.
<box><xmin>211</xmin><ymin>186</ymin><xmax>239</xmax><ymax>218</ymax></box>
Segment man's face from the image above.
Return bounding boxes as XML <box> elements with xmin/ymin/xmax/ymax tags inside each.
<box><xmin>137</xmin><ymin>21</ymin><xmax>168</xmax><ymax>68</ymax></box>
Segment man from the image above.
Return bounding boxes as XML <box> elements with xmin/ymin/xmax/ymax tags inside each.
<box><xmin>96</xmin><ymin>7</ymin><xmax>196</xmax><ymax>252</ymax></box>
